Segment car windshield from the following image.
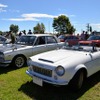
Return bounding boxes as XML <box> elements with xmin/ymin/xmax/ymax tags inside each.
<box><xmin>58</xmin><ymin>35</ymin><xmax>65</xmax><ymax>39</ymax></box>
<box><xmin>0</xmin><ymin>36</ymin><xmax>7</xmax><ymax>43</ymax></box>
<box><xmin>88</xmin><ymin>35</ymin><xmax>100</xmax><ymax>40</ymax></box>
<box><xmin>16</xmin><ymin>35</ymin><xmax>36</xmax><ymax>45</ymax></box>
<box><xmin>63</xmin><ymin>42</ymin><xmax>98</xmax><ymax>52</ymax></box>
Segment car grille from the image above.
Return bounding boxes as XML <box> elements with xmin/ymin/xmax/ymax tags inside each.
<box><xmin>32</xmin><ymin>66</ymin><xmax>52</xmax><ymax>77</ymax></box>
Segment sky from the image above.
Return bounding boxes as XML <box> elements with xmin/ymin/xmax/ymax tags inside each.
<box><xmin>0</xmin><ymin>0</ymin><xmax>100</xmax><ymax>34</ymax></box>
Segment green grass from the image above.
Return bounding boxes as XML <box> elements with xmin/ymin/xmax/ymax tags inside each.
<box><xmin>0</xmin><ymin>66</ymin><xmax>100</xmax><ymax>100</ymax></box>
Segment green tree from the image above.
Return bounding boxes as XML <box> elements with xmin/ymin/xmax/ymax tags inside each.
<box><xmin>0</xmin><ymin>31</ymin><xmax>3</xmax><ymax>35</ymax></box>
<box><xmin>52</xmin><ymin>15</ymin><xmax>75</xmax><ymax>34</ymax></box>
<box><xmin>9</xmin><ymin>24</ymin><xmax>19</xmax><ymax>34</ymax></box>
<box><xmin>68</xmin><ymin>25</ymin><xmax>76</xmax><ymax>34</ymax></box>
<box><xmin>33</xmin><ymin>23</ymin><xmax>45</xmax><ymax>34</ymax></box>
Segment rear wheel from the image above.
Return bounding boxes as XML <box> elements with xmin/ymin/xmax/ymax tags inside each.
<box><xmin>12</xmin><ymin>56</ymin><xmax>26</xmax><ymax>68</ymax></box>
<box><xmin>69</xmin><ymin>70</ymin><xmax>85</xmax><ymax>91</ymax></box>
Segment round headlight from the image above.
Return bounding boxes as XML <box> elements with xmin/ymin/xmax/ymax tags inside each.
<box><xmin>27</xmin><ymin>58</ymin><xmax>32</xmax><ymax>66</ymax></box>
<box><xmin>55</xmin><ymin>65</ymin><xmax>65</xmax><ymax>76</ymax></box>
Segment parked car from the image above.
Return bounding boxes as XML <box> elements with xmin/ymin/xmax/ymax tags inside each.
<box><xmin>26</xmin><ymin>42</ymin><xmax>100</xmax><ymax>91</ymax></box>
<box><xmin>0</xmin><ymin>35</ymin><xmax>10</xmax><ymax>44</ymax></box>
<box><xmin>58</xmin><ymin>35</ymin><xmax>80</xmax><ymax>46</ymax></box>
<box><xmin>0</xmin><ymin>34</ymin><xmax>64</xmax><ymax>68</ymax></box>
<box><xmin>79</xmin><ymin>35</ymin><xmax>100</xmax><ymax>47</ymax></box>
<box><xmin>58</xmin><ymin>35</ymin><xmax>66</xmax><ymax>42</ymax></box>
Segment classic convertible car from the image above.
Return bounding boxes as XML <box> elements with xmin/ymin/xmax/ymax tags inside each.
<box><xmin>26</xmin><ymin>43</ymin><xmax>100</xmax><ymax>91</ymax></box>
<box><xmin>0</xmin><ymin>34</ymin><xmax>64</xmax><ymax>68</ymax></box>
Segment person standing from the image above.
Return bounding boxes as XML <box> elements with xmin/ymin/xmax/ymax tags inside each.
<box><xmin>80</xmin><ymin>31</ymin><xmax>85</xmax><ymax>40</ymax></box>
<box><xmin>23</xmin><ymin>30</ymin><xmax>26</xmax><ymax>35</ymax></box>
<box><xmin>27</xmin><ymin>30</ymin><xmax>32</xmax><ymax>34</ymax></box>
<box><xmin>85</xmin><ymin>31</ymin><xmax>89</xmax><ymax>40</ymax></box>
<box><xmin>19</xmin><ymin>31</ymin><xmax>22</xmax><ymax>37</ymax></box>
<box><xmin>6</xmin><ymin>31</ymin><xmax>16</xmax><ymax>44</ymax></box>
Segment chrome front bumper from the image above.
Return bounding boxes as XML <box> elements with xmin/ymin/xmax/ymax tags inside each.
<box><xmin>0</xmin><ymin>60</ymin><xmax>11</xmax><ymax>67</ymax></box>
<box><xmin>26</xmin><ymin>70</ymin><xmax>68</xmax><ymax>86</ymax></box>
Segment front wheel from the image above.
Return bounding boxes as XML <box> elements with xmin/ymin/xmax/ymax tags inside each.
<box><xmin>69</xmin><ymin>70</ymin><xmax>85</xmax><ymax>91</ymax></box>
<box><xmin>12</xmin><ymin>56</ymin><xmax>26</xmax><ymax>68</ymax></box>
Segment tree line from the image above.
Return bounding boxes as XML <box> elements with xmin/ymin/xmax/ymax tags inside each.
<box><xmin>0</xmin><ymin>15</ymin><xmax>82</xmax><ymax>35</ymax></box>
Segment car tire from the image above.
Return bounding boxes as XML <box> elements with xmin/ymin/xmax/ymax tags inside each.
<box><xmin>12</xmin><ymin>55</ymin><xmax>26</xmax><ymax>68</ymax></box>
<box><xmin>69</xmin><ymin>70</ymin><xmax>85</xmax><ymax>91</ymax></box>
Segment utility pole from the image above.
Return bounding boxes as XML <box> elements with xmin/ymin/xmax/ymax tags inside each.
<box><xmin>86</xmin><ymin>23</ymin><xmax>90</xmax><ymax>34</ymax></box>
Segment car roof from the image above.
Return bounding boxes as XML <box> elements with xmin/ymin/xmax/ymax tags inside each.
<box><xmin>25</xmin><ymin>34</ymin><xmax>54</xmax><ymax>37</ymax></box>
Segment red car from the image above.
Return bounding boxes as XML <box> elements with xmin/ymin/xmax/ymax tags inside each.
<box><xmin>58</xmin><ymin>35</ymin><xmax>66</xmax><ymax>42</ymax></box>
<box><xmin>58</xmin><ymin>35</ymin><xmax>80</xmax><ymax>46</ymax></box>
<box><xmin>79</xmin><ymin>35</ymin><xmax>100</xmax><ymax>47</ymax></box>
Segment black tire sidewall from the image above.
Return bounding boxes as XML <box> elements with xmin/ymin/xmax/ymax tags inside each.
<box><xmin>69</xmin><ymin>70</ymin><xmax>84</xmax><ymax>91</ymax></box>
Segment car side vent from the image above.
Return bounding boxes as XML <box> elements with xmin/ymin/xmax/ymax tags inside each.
<box><xmin>38</xmin><ymin>58</ymin><xmax>54</xmax><ymax>63</ymax></box>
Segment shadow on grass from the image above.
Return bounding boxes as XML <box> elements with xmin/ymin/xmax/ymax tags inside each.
<box><xmin>0</xmin><ymin>65</ymin><xmax>26</xmax><ymax>75</ymax></box>
<box><xmin>19</xmin><ymin>71</ymin><xmax>100</xmax><ymax>100</ymax></box>
<box><xmin>0</xmin><ymin>66</ymin><xmax>16</xmax><ymax>75</ymax></box>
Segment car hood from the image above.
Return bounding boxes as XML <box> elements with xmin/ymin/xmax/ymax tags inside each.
<box><xmin>0</xmin><ymin>44</ymin><xmax>27</xmax><ymax>52</ymax></box>
<box><xmin>31</xmin><ymin>49</ymin><xmax>87</xmax><ymax>64</ymax></box>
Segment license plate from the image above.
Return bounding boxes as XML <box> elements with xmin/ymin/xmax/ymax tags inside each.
<box><xmin>33</xmin><ymin>76</ymin><xmax>43</xmax><ymax>86</ymax></box>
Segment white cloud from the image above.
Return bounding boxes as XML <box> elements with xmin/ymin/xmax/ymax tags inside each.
<box><xmin>3</xmin><ymin>13</ymin><xmax>57</xmax><ymax>21</ymax></box>
<box><xmin>2</xmin><ymin>17</ymin><xmax>39</xmax><ymax>21</ymax></box>
<box><xmin>2</xmin><ymin>13</ymin><xmax>75</xmax><ymax>22</ymax></box>
<box><xmin>21</xmin><ymin>13</ymin><xmax>57</xmax><ymax>18</ymax></box>
<box><xmin>0</xmin><ymin>3</ymin><xmax>7</xmax><ymax>12</ymax></box>
<box><xmin>0</xmin><ymin>3</ymin><xmax>8</xmax><ymax>8</ymax></box>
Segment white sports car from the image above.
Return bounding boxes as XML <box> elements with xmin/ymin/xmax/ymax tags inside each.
<box><xmin>26</xmin><ymin>43</ymin><xmax>100</xmax><ymax>91</ymax></box>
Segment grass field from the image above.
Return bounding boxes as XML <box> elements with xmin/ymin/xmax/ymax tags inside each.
<box><xmin>0</xmin><ymin>66</ymin><xmax>100</xmax><ymax>100</ymax></box>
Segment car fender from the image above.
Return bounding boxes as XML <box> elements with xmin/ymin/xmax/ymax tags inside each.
<box><xmin>74</xmin><ymin>64</ymin><xmax>87</xmax><ymax>77</ymax></box>
<box><xmin>67</xmin><ymin>64</ymin><xmax>87</xmax><ymax>83</ymax></box>
<box><xmin>63</xmin><ymin>64</ymin><xmax>87</xmax><ymax>82</ymax></box>
<box><xmin>75</xmin><ymin>64</ymin><xmax>87</xmax><ymax>71</ymax></box>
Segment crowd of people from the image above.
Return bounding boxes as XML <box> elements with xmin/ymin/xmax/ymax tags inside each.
<box><xmin>4</xmin><ymin>29</ymin><xmax>94</xmax><ymax>44</ymax></box>
<box><xmin>18</xmin><ymin>29</ymin><xmax>33</xmax><ymax>37</ymax></box>
<box><xmin>77</xmin><ymin>31</ymin><xmax>91</xmax><ymax>40</ymax></box>
<box><xmin>5</xmin><ymin>29</ymin><xmax>33</xmax><ymax>44</ymax></box>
